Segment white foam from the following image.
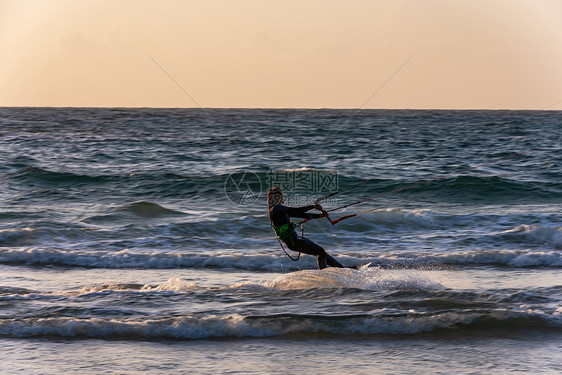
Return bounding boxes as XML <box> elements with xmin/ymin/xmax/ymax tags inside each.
<box><xmin>506</xmin><ymin>224</ymin><xmax>562</xmax><ymax>247</ymax></box>
<box><xmin>0</xmin><ymin>314</ymin><xmax>259</xmax><ymax>339</ymax></box>
<box><xmin>140</xmin><ymin>276</ymin><xmax>199</xmax><ymax>292</ymax></box>
<box><xmin>2</xmin><ymin>247</ymin><xmax>562</xmax><ymax>270</ymax></box>
<box><xmin>2</xmin><ymin>309</ymin><xmax>554</xmax><ymax>339</ymax></box>
<box><xmin>0</xmin><ymin>248</ymin><xmax>287</xmax><ymax>270</ymax></box>
<box><xmin>357</xmin><ymin>208</ymin><xmax>440</xmax><ymax>229</ymax></box>
<box><xmin>267</xmin><ymin>267</ymin><xmax>444</xmax><ymax>291</ymax></box>
<box><xmin>372</xmin><ymin>249</ymin><xmax>562</xmax><ymax>268</ymax></box>
<box><xmin>279</xmin><ymin>167</ymin><xmax>336</xmax><ymax>173</ymax></box>
<box><xmin>0</xmin><ymin>313</ymin><xmax>471</xmax><ymax>339</ymax></box>
<box><xmin>66</xmin><ymin>277</ymin><xmax>200</xmax><ymax>296</ymax></box>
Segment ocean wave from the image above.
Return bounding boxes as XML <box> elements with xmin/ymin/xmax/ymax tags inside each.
<box><xmin>123</xmin><ymin>201</ymin><xmax>185</xmax><ymax>218</ymax></box>
<box><xmin>0</xmin><ymin>248</ymin><xmax>286</xmax><ymax>270</ymax></box>
<box><xmin>7</xmin><ymin>268</ymin><xmax>441</xmax><ymax>303</ymax></box>
<box><xmin>0</xmin><ymin>310</ymin><xmax>558</xmax><ymax>340</ymax></box>
<box><xmin>314</xmin><ymin>174</ymin><xmax>562</xmax><ymax>205</ymax></box>
<box><xmin>333</xmin><ymin>208</ymin><xmax>440</xmax><ymax>231</ymax></box>
<box><xmin>504</xmin><ymin>224</ymin><xmax>562</xmax><ymax>248</ymax></box>
<box><xmin>0</xmin><ymin>225</ymin><xmax>103</xmax><ymax>247</ymax></box>
<box><xmin>415</xmin><ymin>175</ymin><xmax>561</xmax><ymax>200</ymax></box>
<box><xmin>10</xmin><ymin>166</ymin><xmax>112</xmax><ymax>184</ymax></box>
<box><xmin>73</xmin><ymin>278</ymin><xmax>200</xmax><ymax>295</ymax></box>
<box><xmin>266</xmin><ymin>267</ymin><xmax>443</xmax><ymax>291</ymax></box>
<box><xmin>4</xmin><ymin>278</ymin><xmax>560</xmax><ymax>311</ymax></box>
<box><xmin>375</xmin><ymin>249</ymin><xmax>562</xmax><ymax>268</ymax></box>
<box><xmin>0</xmin><ymin>278</ymin><xmax>200</xmax><ymax>302</ymax></box>
<box><xmin>280</xmin><ymin>167</ymin><xmax>337</xmax><ymax>173</ymax></box>
<box><xmin>85</xmin><ymin>201</ymin><xmax>187</xmax><ymax>222</ymax></box>
<box><xmin>7</xmin><ymin>164</ymin><xmax>560</xmax><ymax>205</ymax></box>
<box><xmin>232</xmin><ymin>173</ymin><xmax>562</xmax><ymax>202</ymax></box>
<box><xmin>1</xmin><ymin>247</ymin><xmax>560</xmax><ymax>270</ymax></box>
<box><xmin>6</xmin><ymin>166</ymin><xmax>213</xmax><ymax>199</ymax></box>
<box><xmin>0</xmin><ymin>286</ymin><xmax>37</xmax><ymax>295</ymax></box>
<box><xmin>3</xmin><ymin>208</ymin><xmax>558</xmax><ymax>256</ymax></box>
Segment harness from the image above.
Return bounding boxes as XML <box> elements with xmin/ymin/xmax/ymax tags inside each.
<box><xmin>272</xmin><ymin>222</ymin><xmax>297</xmax><ymax>245</ymax></box>
<box><xmin>271</xmin><ymin>221</ymin><xmax>301</xmax><ymax>261</ymax></box>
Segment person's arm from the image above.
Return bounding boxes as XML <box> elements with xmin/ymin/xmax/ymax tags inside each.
<box><xmin>287</xmin><ymin>205</ymin><xmax>325</xmax><ymax>219</ymax></box>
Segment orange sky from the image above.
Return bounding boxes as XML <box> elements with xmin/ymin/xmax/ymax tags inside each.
<box><xmin>1</xmin><ymin>0</ymin><xmax>561</xmax><ymax>109</ymax></box>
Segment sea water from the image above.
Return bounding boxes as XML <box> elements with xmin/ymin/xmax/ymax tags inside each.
<box><xmin>0</xmin><ymin>108</ymin><xmax>560</xmax><ymax>374</ymax></box>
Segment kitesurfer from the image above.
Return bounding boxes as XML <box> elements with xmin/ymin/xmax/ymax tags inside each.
<box><xmin>268</xmin><ymin>187</ymin><xmax>344</xmax><ymax>269</ymax></box>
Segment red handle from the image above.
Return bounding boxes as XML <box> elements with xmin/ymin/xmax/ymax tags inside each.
<box><xmin>330</xmin><ymin>213</ymin><xmax>357</xmax><ymax>225</ymax></box>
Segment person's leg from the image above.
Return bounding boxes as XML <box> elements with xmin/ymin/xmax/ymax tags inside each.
<box><xmin>289</xmin><ymin>235</ymin><xmax>343</xmax><ymax>269</ymax></box>
<box><xmin>317</xmin><ymin>253</ymin><xmax>328</xmax><ymax>269</ymax></box>
<box><xmin>288</xmin><ymin>236</ymin><xmax>326</xmax><ymax>269</ymax></box>
<box><xmin>325</xmin><ymin>253</ymin><xmax>344</xmax><ymax>268</ymax></box>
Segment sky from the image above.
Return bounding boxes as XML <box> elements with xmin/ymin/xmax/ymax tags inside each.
<box><xmin>1</xmin><ymin>0</ymin><xmax>561</xmax><ymax>109</ymax></box>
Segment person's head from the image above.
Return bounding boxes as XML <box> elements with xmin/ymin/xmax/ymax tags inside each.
<box><xmin>267</xmin><ymin>187</ymin><xmax>284</xmax><ymax>207</ymax></box>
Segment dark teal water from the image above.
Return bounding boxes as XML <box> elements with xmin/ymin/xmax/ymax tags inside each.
<box><xmin>0</xmin><ymin>108</ymin><xmax>561</xmax><ymax>374</ymax></box>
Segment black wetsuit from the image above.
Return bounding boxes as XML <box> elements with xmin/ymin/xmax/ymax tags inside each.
<box><xmin>269</xmin><ymin>204</ymin><xmax>344</xmax><ymax>269</ymax></box>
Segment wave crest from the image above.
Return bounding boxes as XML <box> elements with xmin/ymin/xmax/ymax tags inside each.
<box><xmin>267</xmin><ymin>267</ymin><xmax>443</xmax><ymax>291</ymax></box>
<box><xmin>505</xmin><ymin>225</ymin><xmax>562</xmax><ymax>248</ymax></box>
<box><xmin>1</xmin><ymin>248</ymin><xmax>561</xmax><ymax>270</ymax></box>
<box><xmin>0</xmin><ymin>311</ymin><xmax>558</xmax><ymax>340</ymax></box>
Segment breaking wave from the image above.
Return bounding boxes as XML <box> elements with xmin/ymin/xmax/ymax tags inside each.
<box><xmin>504</xmin><ymin>224</ymin><xmax>562</xmax><ymax>248</ymax></box>
<box><xmin>266</xmin><ymin>267</ymin><xmax>443</xmax><ymax>291</ymax></box>
<box><xmin>0</xmin><ymin>248</ymin><xmax>560</xmax><ymax>270</ymax></box>
<box><xmin>0</xmin><ymin>311</ymin><xmax>559</xmax><ymax>340</ymax></box>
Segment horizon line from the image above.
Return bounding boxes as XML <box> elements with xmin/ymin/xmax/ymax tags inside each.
<box><xmin>1</xmin><ymin>105</ymin><xmax>561</xmax><ymax>111</ymax></box>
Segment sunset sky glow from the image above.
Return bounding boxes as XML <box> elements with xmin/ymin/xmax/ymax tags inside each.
<box><xmin>1</xmin><ymin>0</ymin><xmax>561</xmax><ymax>109</ymax></box>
